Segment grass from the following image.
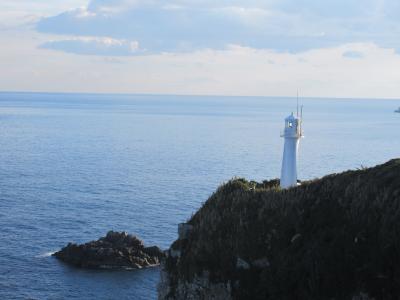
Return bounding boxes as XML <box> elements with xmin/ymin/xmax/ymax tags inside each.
<box><xmin>165</xmin><ymin>159</ymin><xmax>400</xmax><ymax>300</ymax></box>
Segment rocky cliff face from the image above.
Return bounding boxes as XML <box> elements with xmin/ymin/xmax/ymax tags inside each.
<box><xmin>158</xmin><ymin>159</ymin><xmax>400</xmax><ymax>300</ymax></box>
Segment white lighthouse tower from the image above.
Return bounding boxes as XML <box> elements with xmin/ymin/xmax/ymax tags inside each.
<box><xmin>280</xmin><ymin>107</ymin><xmax>303</xmax><ymax>189</ymax></box>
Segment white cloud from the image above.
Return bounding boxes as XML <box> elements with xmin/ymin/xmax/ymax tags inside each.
<box><xmin>343</xmin><ymin>51</ymin><xmax>364</xmax><ymax>59</ymax></box>
<box><xmin>74</xmin><ymin>7</ymin><xmax>97</xmax><ymax>18</ymax></box>
<box><xmin>40</xmin><ymin>36</ymin><xmax>141</xmax><ymax>56</ymax></box>
<box><xmin>1</xmin><ymin>28</ymin><xmax>399</xmax><ymax>98</ymax></box>
<box><xmin>0</xmin><ymin>0</ymin><xmax>89</xmax><ymax>28</ymax></box>
<box><xmin>1</xmin><ymin>1</ymin><xmax>400</xmax><ymax>97</ymax></box>
<box><xmin>34</xmin><ymin>0</ymin><xmax>400</xmax><ymax>55</ymax></box>
<box><xmin>215</xmin><ymin>6</ymin><xmax>272</xmax><ymax>25</ymax></box>
<box><xmin>87</xmin><ymin>0</ymin><xmax>151</xmax><ymax>13</ymax></box>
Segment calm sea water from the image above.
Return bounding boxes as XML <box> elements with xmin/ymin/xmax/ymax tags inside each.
<box><xmin>0</xmin><ymin>92</ymin><xmax>399</xmax><ymax>299</ymax></box>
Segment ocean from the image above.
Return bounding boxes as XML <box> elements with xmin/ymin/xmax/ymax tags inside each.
<box><xmin>0</xmin><ymin>92</ymin><xmax>399</xmax><ymax>299</ymax></box>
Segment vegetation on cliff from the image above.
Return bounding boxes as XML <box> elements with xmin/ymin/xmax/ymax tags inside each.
<box><xmin>163</xmin><ymin>159</ymin><xmax>400</xmax><ymax>299</ymax></box>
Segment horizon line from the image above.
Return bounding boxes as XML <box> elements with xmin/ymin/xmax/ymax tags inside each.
<box><xmin>0</xmin><ymin>90</ymin><xmax>399</xmax><ymax>101</ymax></box>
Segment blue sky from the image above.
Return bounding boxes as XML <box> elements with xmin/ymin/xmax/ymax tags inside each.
<box><xmin>0</xmin><ymin>0</ymin><xmax>399</xmax><ymax>97</ymax></box>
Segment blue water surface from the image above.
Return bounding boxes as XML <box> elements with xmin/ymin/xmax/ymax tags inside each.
<box><xmin>0</xmin><ymin>92</ymin><xmax>399</xmax><ymax>299</ymax></box>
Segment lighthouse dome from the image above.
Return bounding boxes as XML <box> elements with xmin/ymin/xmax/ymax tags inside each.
<box><xmin>285</xmin><ymin>113</ymin><xmax>298</xmax><ymax>122</ymax></box>
<box><xmin>281</xmin><ymin>112</ymin><xmax>302</xmax><ymax>138</ymax></box>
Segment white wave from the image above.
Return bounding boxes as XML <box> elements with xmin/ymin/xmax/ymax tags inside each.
<box><xmin>35</xmin><ymin>251</ymin><xmax>56</xmax><ymax>258</ymax></box>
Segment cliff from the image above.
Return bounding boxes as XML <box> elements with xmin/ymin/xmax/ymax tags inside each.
<box><xmin>159</xmin><ymin>159</ymin><xmax>400</xmax><ymax>300</ymax></box>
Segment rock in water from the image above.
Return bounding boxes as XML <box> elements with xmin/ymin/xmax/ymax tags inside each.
<box><xmin>53</xmin><ymin>231</ymin><xmax>164</xmax><ymax>269</ymax></box>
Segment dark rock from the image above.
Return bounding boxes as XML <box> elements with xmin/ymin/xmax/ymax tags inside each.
<box><xmin>251</xmin><ymin>258</ymin><xmax>270</xmax><ymax>269</ymax></box>
<box><xmin>236</xmin><ymin>257</ymin><xmax>250</xmax><ymax>270</ymax></box>
<box><xmin>53</xmin><ymin>231</ymin><xmax>164</xmax><ymax>269</ymax></box>
<box><xmin>290</xmin><ymin>233</ymin><xmax>301</xmax><ymax>243</ymax></box>
<box><xmin>144</xmin><ymin>246</ymin><xmax>164</xmax><ymax>258</ymax></box>
<box><xmin>178</xmin><ymin>223</ymin><xmax>193</xmax><ymax>240</ymax></box>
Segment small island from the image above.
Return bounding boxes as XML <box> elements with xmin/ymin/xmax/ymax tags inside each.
<box><xmin>53</xmin><ymin>231</ymin><xmax>164</xmax><ymax>269</ymax></box>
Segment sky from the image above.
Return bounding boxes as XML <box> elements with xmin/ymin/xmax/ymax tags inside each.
<box><xmin>0</xmin><ymin>0</ymin><xmax>400</xmax><ymax>98</ymax></box>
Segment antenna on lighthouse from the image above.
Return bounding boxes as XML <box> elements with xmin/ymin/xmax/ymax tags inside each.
<box><xmin>296</xmin><ymin>90</ymin><xmax>299</xmax><ymax>117</ymax></box>
<box><xmin>300</xmin><ymin>105</ymin><xmax>303</xmax><ymax>135</ymax></box>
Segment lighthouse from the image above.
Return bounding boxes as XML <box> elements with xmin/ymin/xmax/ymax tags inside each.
<box><xmin>280</xmin><ymin>109</ymin><xmax>303</xmax><ymax>189</ymax></box>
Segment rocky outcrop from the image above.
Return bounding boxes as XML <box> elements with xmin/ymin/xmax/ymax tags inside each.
<box><xmin>158</xmin><ymin>269</ymin><xmax>232</xmax><ymax>300</ymax></box>
<box><xmin>159</xmin><ymin>159</ymin><xmax>400</xmax><ymax>300</ymax></box>
<box><xmin>53</xmin><ymin>231</ymin><xmax>164</xmax><ymax>269</ymax></box>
